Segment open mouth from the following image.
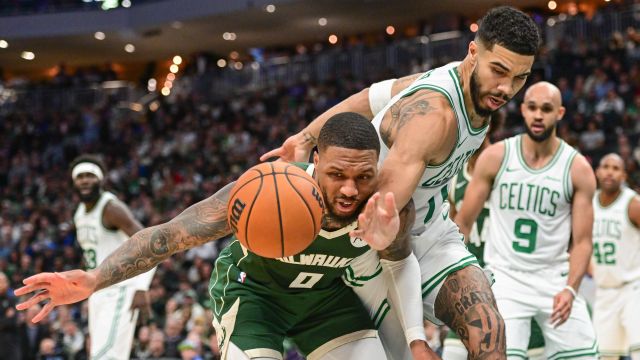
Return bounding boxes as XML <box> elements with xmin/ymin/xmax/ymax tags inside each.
<box><xmin>487</xmin><ymin>96</ymin><xmax>504</xmax><ymax>110</ymax></box>
<box><xmin>335</xmin><ymin>199</ymin><xmax>357</xmax><ymax>214</ymax></box>
<box><xmin>531</xmin><ymin>123</ymin><xmax>545</xmax><ymax>133</ymax></box>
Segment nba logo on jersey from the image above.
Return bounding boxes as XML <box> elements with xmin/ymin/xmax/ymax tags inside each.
<box><xmin>350</xmin><ymin>237</ymin><xmax>368</xmax><ymax>248</ymax></box>
<box><xmin>237</xmin><ymin>272</ymin><xmax>247</xmax><ymax>283</ymax></box>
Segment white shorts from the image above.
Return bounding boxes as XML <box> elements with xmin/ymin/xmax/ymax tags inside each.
<box><xmin>88</xmin><ymin>285</ymin><xmax>138</xmax><ymax>360</ymax></box>
<box><xmin>488</xmin><ymin>265</ymin><xmax>597</xmax><ymax>360</ymax></box>
<box><xmin>353</xmin><ymin>216</ymin><xmax>479</xmax><ymax>360</ymax></box>
<box><xmin>593</xmin><ymin>280</ymin><xmax>640</xmax><ymax>357</ymax></box>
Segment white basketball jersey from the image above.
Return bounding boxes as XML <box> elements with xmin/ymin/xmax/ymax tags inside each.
<box><xmin>485</xmin><ymin>135</ymin><xmax>578</xmax><ymax>271</ymax></box>
<box><xmin>74</xmin><ymin>191</ymin><xmax>139</xmax><ymax>288</ymax></box>
<box><xmin>592</xmin><ymin>188</ymin><xmax>640</xmax><ymax>288</ymax></box>
<box><xmin>372</xmin><ymin>62</ymin><xmax>490</xmax><ymax>233</ymax></box>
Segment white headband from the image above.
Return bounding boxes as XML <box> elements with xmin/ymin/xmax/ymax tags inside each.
<box><xmin>72</xmin><ymin>162</ymin><xmax>104</xmax><ymax>181</ymax></box>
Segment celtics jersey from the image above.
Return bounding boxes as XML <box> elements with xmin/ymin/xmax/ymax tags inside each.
<box><xmin>371</xmin><ymin>61</ymin><xmax>490</xmax><ymax>233</ymax></box>
<box><xmin>216</xmin><ymin>163</ymin><xmax>378</xmax><ymax>292</ymax></box>
<box><xmin>450</xmin><ymin>163</ymin><xmax>490</xmax><ymax>267</ymax></box>
<box><xmin>485</xmin><ymin>135</ymin><xmax>578</xmax><ymax>271</ymax></box>
<box><xmin>592</xmin><ymin>188</ymin><xmax>640</xmax><ymax>288</ymax></box>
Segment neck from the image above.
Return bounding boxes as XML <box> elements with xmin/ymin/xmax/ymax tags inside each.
<box><xmin>522</xmin><ymin>134</ymin><xmax>560</xmax><ymax>158</ymax></box>
<box><xmin>83</xmin><ymin>200</ymin><xmax>98</xmax><ymax>212</ymax></box>
<box><xmin>457</xmin><ymin>55</ymin><xmax>490</xmax><ymax>128</ymax></box>
<box><xmin>599</xmin><ymin>188</ymin><xmax>622</xmax><ymax>206</ymax></box>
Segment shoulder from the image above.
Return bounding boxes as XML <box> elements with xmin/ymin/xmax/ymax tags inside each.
<box><xmin>627</xmin><ymin>190</ymin><xmax>640</xmax><ymax>227</ymax></box>
<box><xmin>569</xmin><ymin>153</ymin><xmax>596</xmax><ymax>193</ymax></box>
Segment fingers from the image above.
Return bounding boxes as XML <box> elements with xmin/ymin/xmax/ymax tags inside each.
<box><xmin>383</xmin><ymin>192</ymin><xmax>397</xmax><ymax>213</ymax></box>
<box><xmin>14</xmin><ymin>282</ymin><xmax>51</xmax><ymax>297</ymax></box>
<box><xmin>22</xmin><ymin>272</ymin><xmax>57</xmax><ymax>286</ymax></box>
<box><xmin>32</xmin><ymin>302</ymin><xmax>54</xmax><ymax>323</ymax></box>
<box><xmin>259</xmin><ymin>148</ymin><xmax>283</xmax><ymax>162</ymax></box>
<box><xmin>550</xmin><ymin>299</ymin><xmax>571</xmax><ymax>327</ymax></box>
<box><xmin>16</xmin><ymin>291</ymin><xmax>50</xmax><ymax>311</ymax></box>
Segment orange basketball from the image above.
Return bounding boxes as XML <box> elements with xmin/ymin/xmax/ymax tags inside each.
<box><xmin>227</xmin><ymin>162</ymin><xmax>325</xmax><ymax>258</ymax></box>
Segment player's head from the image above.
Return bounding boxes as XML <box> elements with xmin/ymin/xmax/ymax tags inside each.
<box><xmin>314</xmin><ymin>112</ymin><xmax>380</xmax><ymax>227</ymax></box>
<box><xmin>469</xmin><ymin>6</ymin><xmax>540</xmax><ymax>117</ymax></box>
<box><xmin>520</xmin><ymin>81</ymin><xmax>565</xmax><ymax>142</ymax></box>
<box><xmin>0</xmin><ymin>271</ymin><xmax>7</xmax><ymax>293</ymax></box>
<box><xmin>596</xmin><ymin>153</ymin><xmax>626</xmax><ymax>193</ymax></box>
<box><xmin>70</xmin><ymin>154</ymin><xmax>107</xmax><ymax>203</ymax></box>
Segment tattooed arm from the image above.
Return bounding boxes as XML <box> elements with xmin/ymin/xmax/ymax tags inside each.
<box><xmin>15</xmin><ymin>183</ymin><xmax>234</xmax><ymax>322</ymax></box>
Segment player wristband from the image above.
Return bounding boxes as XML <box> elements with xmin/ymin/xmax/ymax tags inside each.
<box><xmin>563</xmin><ymin>285</ymin><xmax>577</xmax><ymax>298</ymax></box>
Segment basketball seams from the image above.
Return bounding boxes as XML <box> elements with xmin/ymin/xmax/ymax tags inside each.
<box><xmin>283</xmin><ymin>167</ymin><xmax>318</xmax><ymax>249</ymax></box>
<box><xmin>228</xmin><ymin>169</ymin><xmax>263</xmax><ymax>203</ymax></box>
<box><xmin>270</xmin><ymin>163</ymin><xmax>286</xmax><ymax>258</ymax></box>
<box><xmin>242</xmin><ymin>170</ymin><xmax>264</xmax><ymax>252</ymax></box>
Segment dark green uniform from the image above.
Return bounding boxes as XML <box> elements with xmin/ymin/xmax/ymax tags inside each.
<box><xmin>445</xmin><ymin>165</ymin><xmax>545</xmax><ymax>351</ymax></box>
<box><xmin>210</xmin><ymin>164</ymin><xmax>382</xmax><ymax>359</ymax></box>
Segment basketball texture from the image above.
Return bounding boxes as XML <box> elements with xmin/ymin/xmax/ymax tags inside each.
<box><xmin>227</xmin><ymin>162</ymin><xmax>325</xmax><ymax>258</ymax></box>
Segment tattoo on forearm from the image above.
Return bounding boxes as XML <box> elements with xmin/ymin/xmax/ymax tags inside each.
<box><xmin>95</xmin><ymin>185</ymin><xmax>233</xmax><ymax>290</ymax></box>
<box><xmin>301</xmin><ymin>131</ymin><xmax>317</xmax><ymax>147</ymax></box>
<box><xmin>379</xmin><ymin>199</ymin><xmax>415</xmax><ymax>261</ymax></box>
<box><xmin>435</xmin><ymin>267</ymin><xmax>506</xmax><ymax>359</ymax></box>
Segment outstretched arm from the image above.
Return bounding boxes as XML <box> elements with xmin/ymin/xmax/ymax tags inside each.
<box><xmin>15</xmin><ymin>182</ymin><xmax>235</xmax><ymax>322</ymax></box>
<box><xmin>551</xmin><ymin>155</ymin><xmax>595</xmax><ymax>327</ymax></box>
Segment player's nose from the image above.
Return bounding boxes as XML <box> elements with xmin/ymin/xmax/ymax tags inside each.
<box><xmin>340</xmin><ymin>179</ymin><xmax>358</xmax><ymax>197</ymax></box>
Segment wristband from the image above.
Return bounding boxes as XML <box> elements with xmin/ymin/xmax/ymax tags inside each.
<box><xmin>563</xmin><ymin>285</ymin><xmax>577</xmax><ymax>298</ymax></box>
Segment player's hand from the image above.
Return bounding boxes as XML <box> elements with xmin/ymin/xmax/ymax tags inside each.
<box><xmin>131</xmin><ymin>290</ymin><xmax>152</xmax><ymax>324</ymax></box>
<box><xmin>410</xmin><ymin>340</ymin><xmax>442</xmax><ymax>360</ymax></box>
<box><xmin>350</xmin><ymin>192</ymin><xmax>400</xmax><ymax>251</ymax></box>
<box><xmin>550</xmin><ymin>288</ymin><xmax>574</xmax><ymax>328</ymax></box>
<box><xmin>259</xmin><ymin>132</ymin><xmax>313</xmax><ymax>163</ymax></box>
<box><xmin>14</xmin><ymin>270</ymin><xmax>97</xmax><ymax>323</ymax></box>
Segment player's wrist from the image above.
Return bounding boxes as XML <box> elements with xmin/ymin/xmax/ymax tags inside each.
<box><xmin>563</xmin><ymin>285</ymin><xmax>577</xmax><ymax>299</ymax></box>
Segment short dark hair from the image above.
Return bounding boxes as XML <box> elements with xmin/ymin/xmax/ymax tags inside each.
<box><xmin>317</xmin><ymin>112</ymin><xmax>380</xmax><ymax>155</ymax></box>
<box><xmin>69</xmin><ymin>154</ymin><xmax>107</xmax><ymax>175</ymax></box>
<box><xmin>477</xmin><ymin>6</ymin><xmax>540</xmax><ymax>56</ymax></box>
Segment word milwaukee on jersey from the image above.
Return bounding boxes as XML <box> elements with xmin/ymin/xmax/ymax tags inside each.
<box><xmin>276</xmin><ymin>254</ymin><xmax>354</xmax><ymax>268</ymax></box>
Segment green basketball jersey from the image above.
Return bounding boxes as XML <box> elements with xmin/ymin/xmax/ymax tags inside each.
<box><xmin>450</xmin><ymin>164</ymin><xmax>490</xmax><ymax>267</ymax></box>
<box><xmin>218</xmin><ymin>163</ymin><xmax>377</xmax><ymax>292</ymax></box>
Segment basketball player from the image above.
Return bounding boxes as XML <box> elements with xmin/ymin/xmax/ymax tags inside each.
<box><xmin>592</xmin><ymin>153</ymin><xmax>640</xmax><ymax>360</ymax></box>
<box><xmin>262</xmin><ymin>6</ymin><xmax>541</xmax><ymax>358</ymax></box>
<box><xmin>16</xmin><ymin>113</ymin><xmax>436</xmax><ymax>360</ymax></box>
<box><xmin>455</xmin><ymin>81</ymin><xmax>597</xmax><ymax>359</ymax></box>
<box><xmin>443</xmin><ymin>137</ymin><xmax>546</xmax><ymax>360</ymax></box>
<box><xmin>70</xmin><ymin>154</ymin><xmax>156</xmax><ymax>360</ymax></box>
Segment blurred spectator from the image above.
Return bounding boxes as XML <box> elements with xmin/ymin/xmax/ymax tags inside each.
<box><xmin>0</xmin><ymin>271</ymin><xmax>21</xmax><ymax>360</ymax></box>
<box><xmin>61</xmin><ymin>320</ymin><xmax>84</xmax><ymax>358</ymax></box>
<box><xmin>580</xmin><ymin>121</ymin><xmax>606</xmax><ymax>158</ymax></box>
<box><xmin>36</xmin><ymin>338</ymin><xmax>64</xmax><ymax>360</ymax></box>
<box><xmin>20</xmin><ymin>304</ymin><xmax>51</xmax><ymax>360</ymax></box>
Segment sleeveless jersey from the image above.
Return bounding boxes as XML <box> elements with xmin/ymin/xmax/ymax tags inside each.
<box><xmin>450</xmin><ymin>163</ymin><xmax>490</xmax><ymax>267</ymax></box>
<box><xmin>592</xmin><ymin>188</ymin><xmax>640</xmax><ymax>288</ymax></box>
<box><xmin>371</xmin><ymin>62</ymin><xmax>490</xmax><ymax>233</ymax></box>
<box><xmin>485</xmin><ymin>135</ymin><xmax>578</xmax><ymax>271</ymax></box>
<box><xmin>217</xmin><ymin>163</ymin><xmax>378</xmax><ymax>292</ymax></box>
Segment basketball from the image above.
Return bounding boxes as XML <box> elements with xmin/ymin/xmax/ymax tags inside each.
<box><xmin>227</xmin><ymin>162</ymin><xmax>325</xmax><ymax>258</ymax></box>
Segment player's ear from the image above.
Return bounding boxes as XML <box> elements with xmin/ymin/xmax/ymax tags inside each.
<box><xmin>557</xmin><ymin>106</ymin><xmax>566</xmax><ymax>121</ymax></box>
<box><xmin>469</xmin><ymin>40</ymin><xmax>478</xmax><ymax>60</ymax></box>
<box><xmin>313</xmin><ymin>151</ymin><xmax>320</xmax><ymax>168</ymax></box>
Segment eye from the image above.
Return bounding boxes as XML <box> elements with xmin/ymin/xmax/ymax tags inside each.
<box><xmin>541</xmin><ymin>105</ymin><xmax>554</xmax><ymax>113</ymax></box>
<box><xmin>492</xmin><ymin>67</ymin><xmax>506</xmax><ymax>76</ymax></box>
<box><xmin>330</xmin><ymin>172</ymin><xmax>343</xmax><ymax>178</ymax></box>
<box><xmin>358</xmin><ymin>175</ymin><xmax>370</xmax><ymax>181</ymax></box>
<box><xmin>527</xmin><ymin>105</ymin><xmax>537</xmax><ymax>111</ymax></box>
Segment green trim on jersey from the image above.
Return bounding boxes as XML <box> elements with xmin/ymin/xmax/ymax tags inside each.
<box><xmin>595</xmin><ymin>190</ymin><xmax>625</xmax><ymax>210</ymax></box>
<box><xmin>515</xmin><ymin>135</ymin><xmax>566</xmax><ymax>174</ymax></box>
<box><xmin>401</xmin><ymin>83</ymin><xmax>461</xmax><ymax>168</ymax></box>
<box><xmin>493</xmin><ymin>140</ymin><xmax>511</xmax><ymax>189</ymax></box>
<box><xmin>563</xmin><ymin>150</ymin><xmax>578</xmax><ymax>202</ymax></box>
<box><xmin>92</xmin><ymin>287</ymin><xmax>126</xmax><ymax>359</ymax></box>
<box><xmin>372</xmin><ymin>299</ymin><xmax>390</xmax><ymax>329</ymax></box>
<box><xmin>448</xmin><ymin>68</ymin><xmax>489</xmax><ymax>135</ymax></box>
<box><xmin>343</xmin><ymin>264</ymin><xmax>382</xmax><ymax>287</ymax></box>
<box><xmin>547</xmin><ymin>340</ymin><xmax>598</xmax><ymax>360</ymax></box>
<box><xmin>506</xmin><ymin>348</ymin><xmax>528</xmax><ymax>359</ymax></box>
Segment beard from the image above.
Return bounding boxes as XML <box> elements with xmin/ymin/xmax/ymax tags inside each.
<box><xmin>525</xmin><ymin>123</ymin><xmax>556</xmax><ymax>142</ymax></box>
<box><xmin>470</xmin><ymin>69</ymin><xmax>510</xmax><ymax>117</ymax></box>
<box><xmin>76</xmin><ymin>183</ymin><xmax>102</xmax><ymax>203</ymax></box>
<box><xmin>320</xmin><ymin>190</ymin><xmax>368</xmax><ymax>231</ymax></box>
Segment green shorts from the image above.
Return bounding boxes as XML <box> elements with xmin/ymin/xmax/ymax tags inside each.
<box><xmin>209</xmin><ymin>253</ymin><xmax>376</xmax><ymax>359</ymax></box>
<box><xmin>445</xmin><ymin>317</ymin><xmax>545</xmax><ymax>349</ymax></box>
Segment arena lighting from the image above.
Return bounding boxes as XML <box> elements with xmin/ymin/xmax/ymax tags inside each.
<box><xmin>217</xmin><ymin>59</ymin><xmax>227</xmax><ymax>67</ymax></box>
<box><xmin>251</xmin><ymin>62</ymin><xmax>260</xmax><ymax>70</ymax></box>
<box><xmin>328</xmin><ymin>34</ymin><xmax>338</xmax><ymax>44</ymax></box>
<box><xmin>548</xmin><ymin>0</ymin><xmax>557</xmax><ymax>10</ymax></box>
<box><xmin>164</xmin><ymin>81</ymin><xmax>173</xmax><ymax>89</ymax></box>
<box><xmin>149</xmin><ymin>101</ymin><xmax>160</xmax><ymax>112</ymax></box>
<box><xmin>171</xmin><ymin>21</ymin><xmax>183</xmax><ymax>29</ymax></box>
<box><xmin>547</xmin><ymin>18</ymin><xmax>556</xmax><ymax>26</ymax></box>
<box><xmin>124</xmin><ymin>44</ymin><xmax>135</xmax><ymax>53</ymax></box>
<box><xmin>172</xmin><ymin>55</ymin><xmax>182</xmax><ymax>65</ymax></box>
<box><xmin>266</xmin><ymin>4</ymin><xmax>276</xmax><ymax>13</ymax></box>
<box><xmin>166</xmin><ymin>73</ymin><xmax>175</xmax><ymax>81</ymax></box>
<box><xmin>94</xmin><ymin>32</ymin><xmax>105</xmax><ymax>40</ymax></box>
<box><xmin>21</xmin><ymin>51</ymin><xmax>35</xmax><ymax>60</ymax></box>
<box><xmin>0</xmin><ymin>40</ymin><xmax>8</xmax><ymax>49</ymax></box>
<box><xmin>234</xmin><ymin>62</ymin><xmax>244</xmax><ymax>70</ymax></box>
<box><xmin>148</xmin><ymin>78</ymin><xmax>156</xmax><ymax>87</ymax></box>
<box><xmin>169</xmin><ymin>64</ymin><xmax>179</xmax><ymax>73</ymax></box>
<box><xmin>230</xmin><ymin>51</ymin><xmax>239</xmax><ymax>60</ymax></box>
<box><xmin>318</xmin><ymin>17</ymin><xmax>327</xmax><ymax>26</ymax></box>
<box><xmin>147</xmin><ymin>84</ymin><xmax>156</xmax><ymax>92</ymax></box>
<box><xmin>386</xmin><ymin>26</ymin><xmax>395</xmax><ymax>35</ymax></box>
<box><xmin>558</xmin><ymin>13</ymin><xmax>567</xmax><ymax>21</ymax></box>
<box><xmin>470</xmin><ymin>23</ymin><xmax>479</xmax><ymax>32</ymax></box>
<box><xmin>122</xmin><ymin>0</ymin><xmax>131</xmax><ymax>8</ymax></box>
<box><xmin>161</xmin><ymin>87</ymin><xmax>170</xmax><ymax>96</ymax></box>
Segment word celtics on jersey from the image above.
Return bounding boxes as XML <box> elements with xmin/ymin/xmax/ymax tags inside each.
<box><xmin>212</xmin><ymin>163</ymin><xmax>377</xmax><ymax>292</ymax></box>
<box><xmin>592</xmin><ymin>187</ymin><xmax>640</xmax><ymax>288</ymax></box>
<box><xmin>485</xmin><ymin>135</ymin><xmax>578</xmax><ymax>271</ymax></box>
<box><xmin>372</xmin><ymin>62</ymin><xmax>489</xmax><ymax>232</ymax></box>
